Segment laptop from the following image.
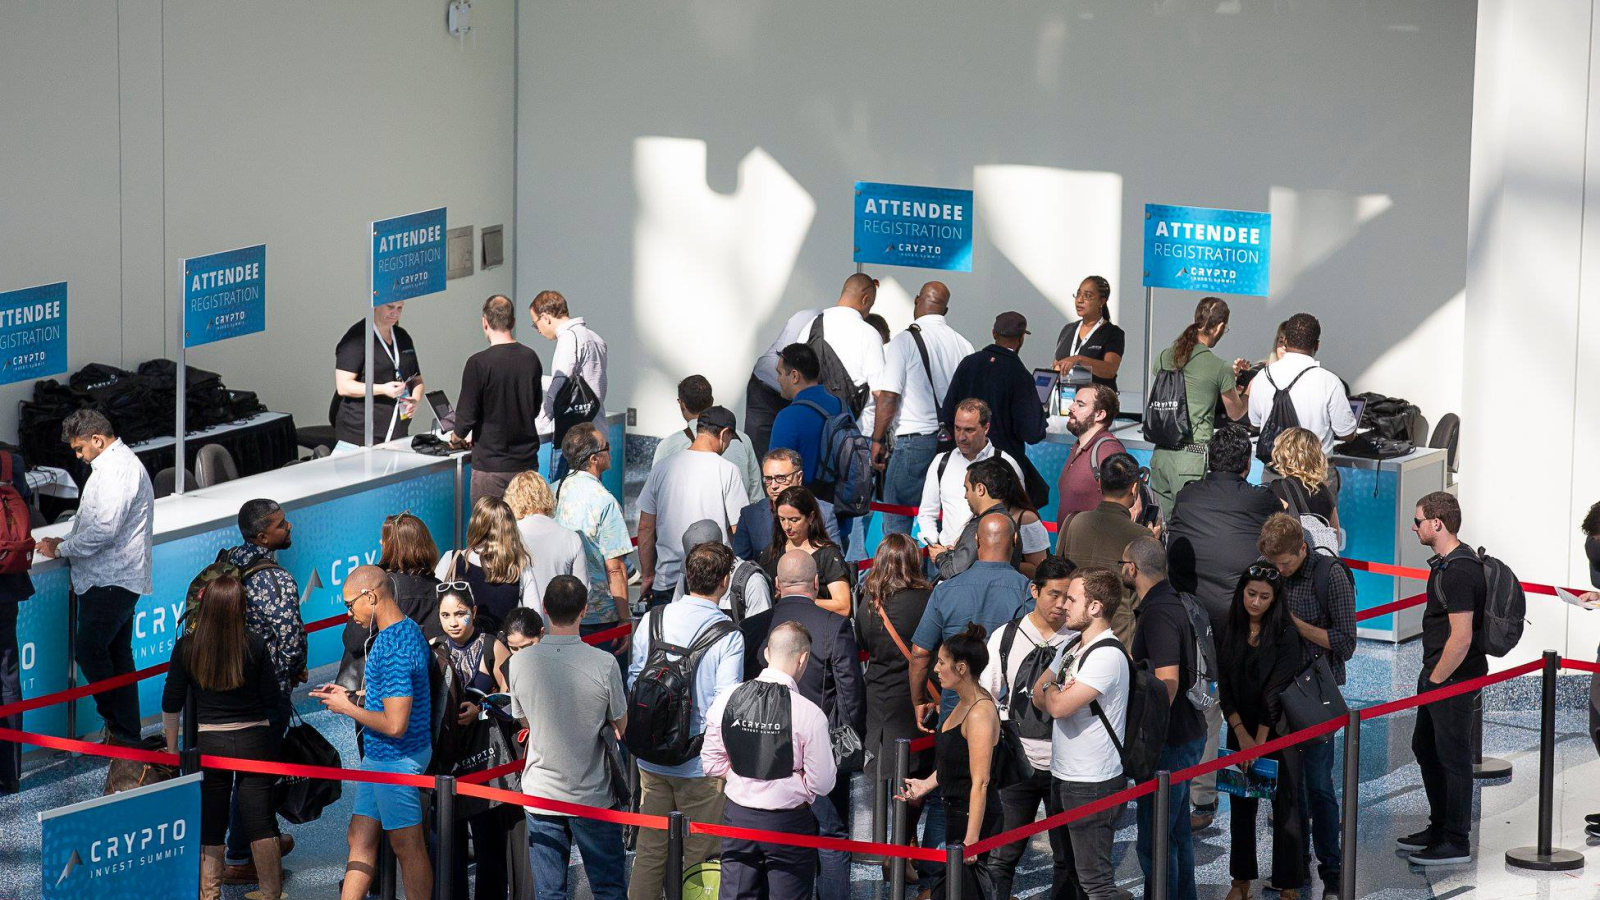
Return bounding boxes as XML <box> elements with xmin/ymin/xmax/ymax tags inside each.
<box><xmin>1349</xmin><ymin>397</ymin><xmax>1367</xmax><ymax>426</ymax></box>
<box><xmin>1032</xmin><ymin>368</ymin><xmax>1059</xmax><ymax>410</ymax></box>
<box><xmin>426</xmin><ymin>390</ymin><xmax>456</xmax><ymax>432</ymax></box>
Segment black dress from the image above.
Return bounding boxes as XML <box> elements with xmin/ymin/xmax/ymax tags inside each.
<box><xmin>929</xmin><ymin>698</ymin><xmax>1003</xmax><ymax>898</ymax></box>
<box><xmin>855</xmin><ymin>588</ymin><xmax>933</xmax><ymax>781</ymax></box>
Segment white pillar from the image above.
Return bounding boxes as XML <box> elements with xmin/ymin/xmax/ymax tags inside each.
<box><xmin>1463</xmin><ymin>0</ymin><xmax>1598</xmax><ymax>588</ymax></box>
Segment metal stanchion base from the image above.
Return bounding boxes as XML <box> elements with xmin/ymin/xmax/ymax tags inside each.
<box><xmin>1474</xmin><ymin>757</ymin><xmax>1513</xmax><ymax>779</ymax></box>
<box><xmin>1505</xmin><ymin>846</ymin><xmax>1585</xmax><ymax>871</ymax></box>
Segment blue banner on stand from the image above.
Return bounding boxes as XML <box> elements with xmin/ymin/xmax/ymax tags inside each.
<box><xmin>40</xmin><ymin>773</ymin><xmax>201</xmax><ymax>900</ymax></box>
<box><xmin>371</xmin><ymin>207</ymin><xmax>447</xmax><ymax>306</ymax></box>
<box><xmin>1142</xmin><ymin>204</ymin><xmax>1272</xmax><ymax>296</ymax></box>
<box><xmin>853</xmin><ymin>182</ymin><xmax>973</xmax><ymax>272</ymax></box>
<box><xmin>183</xmin><ymin>244</ymin><xmax>266</xmax><ymax>347</ymax></box>
<box><xmin>0</xmin><ymin>282</ymin><xmax>68</xmax><ymax>387</ymax></box>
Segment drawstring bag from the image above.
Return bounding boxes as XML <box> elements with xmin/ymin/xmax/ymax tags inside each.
<box><xmin>722</xmin><ymin>680</ymin><xmax>794</xmax><ymax>781</ymax></box>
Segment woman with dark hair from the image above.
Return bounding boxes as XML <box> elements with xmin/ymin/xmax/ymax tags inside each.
<box><xmin>1148</xmin><ymin>297</ymin><xmax>1250</xmax><ymax>516</ymax></box>
<box><xmin>161</xmin><ymin>575</ymin><xmax>285</xmax><ymax>900</ymax></box>
<box><xmin>337</xmin><ymin>512</ymin><xmax>445</xmax><ymax>691</ymax></box>
<box><xmin>760</xmin><ymin>485</ymin><xmax>853</xmax><ymax>615</ymax></box>
<box><xmin>1217</xmin><ymin>565</ymin><xmax>1307</xmax><ymax>900</ymax></box>
<box><xmin>985</xmin><ymin>460</ymin><xmax>1050</xmax><ymax>577</ymax></box>
<box><xmin>898</xmin><ymin>622</ymin><xmax>1002</xmax><ymax>898</ymax></box>
<box><xmin>1053</xmin><ymin>275</ymin><xmax>1126</xmax><ymax>390</ymax></box>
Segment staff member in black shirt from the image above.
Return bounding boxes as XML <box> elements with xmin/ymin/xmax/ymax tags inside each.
<box><xmin>1400</xmin><ymin>491</ymin><xmax>1484</xmax><ymax>867</ymax></box>
<box><xmin>333</xmin><ymin>300</ymin><xmax>425</xmax><ymax>451</ymax></box>
<box><xmin>453</xmin><ymin>295</ymin><xmax>544</xmax><ymax>505</ymax></box>
<box><xmin>1053</xmin><ymin>276</ymin><xmax>1125</xmax><ymax>391</ymax></box>
<box><xmin>942</xmin><ymin>312</ymin><xmax>1050</xmax><ymax>508</ymax></box>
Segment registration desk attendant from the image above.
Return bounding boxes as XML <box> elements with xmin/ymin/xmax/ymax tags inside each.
<box><xmin>1052</xmin><ymin>276</ymin><xmax>1125</xmax><ymax>391</ymax></box>
<box><xmin>18</xmin><ymin>413</ymin><xmax>627</xmax><ymax>743</ymax></box>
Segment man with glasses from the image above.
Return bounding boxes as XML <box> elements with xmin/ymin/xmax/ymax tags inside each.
<box><xmin>731</xmin><ymin>449</ymin><xmax>840</xmax><ymax>561</ymax></box>
<box><xmin>552</xmin><ymin>423</ymin><xmax>633</xmax><ymax>657</ymax></box>
<box><xmin>1257</xmin><ymin>514</ymin><xmax>1356</xmax><ymax>899</ymax></box>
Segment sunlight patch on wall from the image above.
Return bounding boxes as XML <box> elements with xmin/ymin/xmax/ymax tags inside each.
<box><xmin>974</xmin><ymin>165</ymin><xmax>1122</xmax><ymax>320</ymax></box>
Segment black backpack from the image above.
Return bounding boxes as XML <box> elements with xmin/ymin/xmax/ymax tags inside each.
<box><xmin>1073</xmin><ymin>636</ymin><xmax>1170</xmax><ymax>783</ymax></box>
<box><xmin>793</xmin><ymin>398</ymin><xmax>874</xmax><ymax>517</ymax></box>
<box><xmin>1432</xmin><ymin>547</ymin><xmax>1525</xmax><ymax>658</ymax></box>
<box><xmin>1177</xmin><ymin>592</ymin><xmax>1218</xmax><ymax>712</ymax></box>
<box><xmin>997</xmin><ymin>620</ymin><xmax>1062</xmax><ymax>741</ymax></box>
<box><xmin>806</xmin><ymin>315</ymin><xmax>870</xmax><ymax>418</ymax></box>
<box><xmin>1255</xmin><ymin>367</ymin><xmax>1314</xmax><ymax>464</ymax></box>
<box><xmin>1142</xmin><ymin>364</ymin><xmax>1192</xmax><ymax>450</ymax></box>
<box><xmin>624</xmin><ymin>610</ymin><xmax>739</xmax><ymax>766</ymax></box>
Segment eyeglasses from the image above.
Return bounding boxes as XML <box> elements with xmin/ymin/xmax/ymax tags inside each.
<box><xmin>344</xmin><ymin>588</ymin><xmax>377</xmax><ymax>611</ymax></box>
<box><xmin>1118</xmin><ymin>559</ymin><xmax>1134</xmax><ymax>567</ymax></box>
<box><xmin>594</xmin><ymin>443</ymin><xmax>611</xmax><ymax>454</ymax></box>
<box><xmin>762</xmin><ymin>472</ymin><xmax>800</xmax><ymax>485</ymax></box>
<box><xmin>384</xmin><ymin>510</ymin><xmax>413</xmax><ymax>525</ymax></box>
<box><xmin>1072</xmin><ymin>290</ymin><xmax>1102</xmax><ymax>300</ymax></box>
<box><xmin>1413</xmin><ymin>517</ymin><xmax>1433</xmax><ymax>528</ymax></box>
<box><xmin>1246</xmin><ymin>565</ymin><xmax>1284</xmax><ymax>582</ymax></box>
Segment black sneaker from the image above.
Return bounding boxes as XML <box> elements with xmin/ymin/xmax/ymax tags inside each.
<box><xmin>1395</xmin><ymin>827</ymin><xmax>1437</xmax><ymax>851</ymax></box>
<box><xmin>1585</xmin><ymin>822</ymin><xmax>1600</xmax><ymax>839</ymax></box>
<box><xmin>1408</xmin><ymin>843</ymin><xmax>1472</xmax><ymax>866</ymax></box>
<box><xmin>1587</xmin><ymin>813</ymin><xmax>1600</xmax><ymax>826</ymax></box>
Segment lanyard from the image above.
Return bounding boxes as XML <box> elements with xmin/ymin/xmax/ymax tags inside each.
<box><xmin>1071</xmin><ymin>319</ymin><xmax>1103</xmax><ymax>357</ymax></box>
<box><xmin>374</xmin><ymin>326</ymin><xmax>402</xmax><ymax>374</ymax></box>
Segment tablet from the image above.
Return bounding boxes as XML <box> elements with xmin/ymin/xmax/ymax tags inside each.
<box><xmin>427</xmin><ymin>390</ymin><xmax>456</xmax><ymax>431</ymax></box>
<box><xmin>1032</xmin><ymin>368</ymin><xmax>1059</xmax><ymax>409</ymax></box>
<box><xmin>1348</xmin><ymin>397</ymin><xmax>1366</xmax><ymax>425</ymax></box>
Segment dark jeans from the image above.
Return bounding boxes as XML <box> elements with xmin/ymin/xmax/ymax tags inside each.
<box><xmin>644</xmin><ymin>587</ymin><xmax>675</xmax><ymax>611</ymax></box>
<box><xmin>73</xmin><ymin>585</ymin><xmax>142</xmax><ymax>742</ymax></box>
<box><xmin>1228</xmin><ymin>741</ymin><xmax>1308</xmax><ymax>888</ymax></box>
<box><xmin>1413</xmin><ymin>676</ymin><xmax>1477</xmax><ymax>847</ymax></box>
<box><xmin>812</xmin><ymin>775</ymin><xmax>851</xmax><ymax>900</ymax></box>
<box><xmin>881</xmin><ymin>433</ymin><xmax>939</xmax><ymax>536</ymax></box>
<box><xmin>471</xmin><ymin>468</ymin><xmax>519</xmax><ymax>506</ymax></box>
<box><xmin>1135</xmin><ymin>736</ymin><xmax>1204</xmax><ymax>900</ymax></box>
<box><xmin>451</xmin><ymin>808</ymin><xmax>512</xmax><ymax>900</ymax></box>
<box><xmin>722</xmin><ymin>801</ymin><xmax>817</xmax><ymax>900</ymax></box>
<box><xmin>0</xmin><ymin>601</ymin><xmax>20</xmax><ymax>792</ymax></box>
<box><xmin>1053</xmin><ymin>776</ymin><xmax>1127</xmax><ymax>900</ymax></box>
<box><xmin>528</xmin><ymin>811</ymin><xmax>628</xmax><ymax>900</ymax></box>
<box><xmin>744</xmin><ymin>375</ymin><xmax>789</xmax><ymax>459</ymax></box>
<box><xmin>1299</xmin><ymin>730</ymin><xmax>1342</xmax><ymax>886</ymax></box>
<box><xmin>988</xmin><ymin>765</ymin><xmax>1080</xmax><ymax>900</ymax></box>
<box><xmin>197</xmin><ymin>726</ymin><xmax>281</xmax><ymax>846</ymax></box>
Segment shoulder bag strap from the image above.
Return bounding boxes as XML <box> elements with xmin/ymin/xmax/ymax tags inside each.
<box><xmin>998</xmin><ymin>619</ymin><xmax>1019</xmax><ymax>709</ymax></box>
<box><xmin>908</xmin><ymin>325</ymin><xmax>944</xmax><ymax>409</ymax></box>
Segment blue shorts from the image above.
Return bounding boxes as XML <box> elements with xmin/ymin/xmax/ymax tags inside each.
<box><xmin>353</xmin><ymin>748</ymin><xmax>432</xmax><ymax>830</ymax></box>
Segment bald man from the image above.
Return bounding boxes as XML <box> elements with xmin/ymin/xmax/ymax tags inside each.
<box><xmin>314</xmin><ymin>566</ymin><xmax>435</xmax><ymax>900</ymax></box>
<box><xmin>455</xmin><ymin>293</ymin><xmax>545</xmax><ymax>504</ymax></box>
<box><xmin>870</xmin><ymin>281</ymin><xmax>975</xmax><ymax>537</ymax></box>
<box><xmin>751</xmin><ymin>550</ymin><xmax>864</xmax><ymax>900</ymax></box>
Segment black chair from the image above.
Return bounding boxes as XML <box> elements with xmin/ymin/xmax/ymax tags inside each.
<box><xmin>296</xmin><ymin>425</ymin><xmax>338</xmax><ymax>454</ymax></box>
<box><xmin>194</xmin><ymin>444</ymin><xmax>239</xmax><ymax>488</ymax></box>
<box><xmin>153</xmin><ymin>467</ymin><xmax>195</xmax><ymax>499</ymax></box>
<box><xmin>1430</xmin><ymin>413</ymin><xmax>1460</xmax><ymax>474</ymax></box>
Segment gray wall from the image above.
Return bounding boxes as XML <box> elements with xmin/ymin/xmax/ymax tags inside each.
<box><xmin>0</xmin><ymin>0</ymin><xmax>518</xmax><ymax>445</ymax></box>
<box><xmin>518</xmin><ymin>0</ymin><xmax>1476</xmax><ymax>438</ymax></box>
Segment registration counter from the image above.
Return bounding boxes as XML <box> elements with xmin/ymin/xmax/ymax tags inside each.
<box><xmin>19</xmin><ymin>413</ymin><xmax>626</xmax><ymax>741</ymax></box>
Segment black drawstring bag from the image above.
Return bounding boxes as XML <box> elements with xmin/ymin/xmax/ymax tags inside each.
<box><xmin>723</xmin><ymin>680</ymin><xmax>794</xmax><ymax>781</ymax></box>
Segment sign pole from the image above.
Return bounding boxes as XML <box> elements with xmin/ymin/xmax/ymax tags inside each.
<box><xmin>1142</xmin><ymin>285</ymin><xmax>1155</xmax><ymax>407</ymax></box>
<box><xmin>176</xmin><ymin>259</ymin><xmax>187</xmax><ymax>494</ymax></box>
<box><xmin>365</xmin><ymin>222</ymin><xmax>375</xmax><ymax>450</ymax></box>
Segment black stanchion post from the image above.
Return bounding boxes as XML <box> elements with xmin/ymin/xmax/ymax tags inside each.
<box><xmin>666</xmin><ymin>810</ymin><xmax>686</xmax><ymax>900</ymax></box>
<box><xmin>890</xmin><ymin>738</ymin><xmax>910</xmax><ymax>900</ymax></box>
<box><xmin>867</xmin><ymin>764</ymin><xmax>888</xmax><ymax>864</ymax></box>
<box><xmin>377</xmin><ymin>839</ymin><xmax>398</xmax><ymax>900</ymax></box>
<box><xmin>1339</xmin><ymin>710</ymin><xmax>1360</xmax><ymax>900</ymax></box>
<box><xmin>1151</xmin><ymin>771</ymin><xmax>1170</xmax><ymax>900</ymax></box>
<box><xmin>1506</xmin><ymin>651</ymin><xmax>1584</xmax><ymax>871</ymax></box>
<box><xmin>945</xmin><ymin>842</ymin><xmax>963</xmax><ymax>900</ymax></box>
<box><xmin>1471</xmin><ymin>688</ymin><xmax>1512</xmax><ymax>779</ymax></box>
<box><xmin>178</xmin><ymin>747</ymin><xmax>199</xmax><ymax>776</ymax></box>
<box><xmin>65</xmin><ymin>591</ymin><xmax>76</xmax><ymax>742</ymax></box>
<box><xmin>435</xmin><ymin>775</ymin><xmax>457</xmax><ymax>899</ymax></box>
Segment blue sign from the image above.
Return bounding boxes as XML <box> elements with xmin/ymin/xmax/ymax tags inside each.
<box><xmin>853</xmin><ymin>182</ymin><xmax>973</xmax><ymax>272</ymax></box>
<box><xmin>40</xmin><ymin>773</ymin><xmax>201</xmax><ymax>900</ymax></box>
<box><xmin>1142</xmin><ymin>203</ymin><xmax>1272</xmax><ymax>296</ymax></box>
<box><xmin>183</xmin><ymin>244</ymin><xmax>265</xmax><ymax>347</ymax></box>
<box><xmin>371</xmin><ymin>207</ymin><xmax>447</xmax><ymax>306</ymax></box>
<box><xmin>0</xmin><ymin>282</ymin><xmax>68</xmax><ymax>387</ymax></box>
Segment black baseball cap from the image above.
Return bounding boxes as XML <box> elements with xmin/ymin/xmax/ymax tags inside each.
<box><xmin>700</xmin><ymin>406</ymin><xmax>740</xmax><ymax>437</ymax></box>
<box><xmin>993</xmin><ymin>311</ymin><xmax>1031</xmax><ymax>337</ymax></box>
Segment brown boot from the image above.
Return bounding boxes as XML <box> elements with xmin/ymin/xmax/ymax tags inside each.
<box><xmin>249</xmin><ymin>835</ymin><xmax>284</xmax><ymax>900</ymax></box>
<box><xmin>200</xmin><ymin>846</ymin><xmax>225</xmax><ymax>900</ymax></box>
<box><xmin>1279</xmin><ymin>891</ymin><xmax>1299</xmax><ymax>900</ymax></box>
<box><xmin>1224</xmin><ymin>879</ymin><xmax>1252</xmax><ymax>900</ymax></box>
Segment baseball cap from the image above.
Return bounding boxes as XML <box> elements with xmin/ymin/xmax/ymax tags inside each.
<box><xmin>681</xmin><ymin>518</ymin><xmax>724</xmax><ymax>554</ymax></box>
<box><xmin>993</xmin><ymin>311</ymin><xmax>1031</xmax><ymax>337</ymax></box>
<box><xmin>699</xmin><ymin>405</ymin><xmax>739</xmax><ymax>436</ymax></box>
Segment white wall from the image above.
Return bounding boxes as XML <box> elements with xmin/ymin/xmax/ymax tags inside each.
<box><xmin>517</xmin><ymin>0</ymin><xmax>1476</xmax><ymax>438</ymax></box>
<box><xmin>0</xmin><ymin>0</ymin><xmax>518</xmax><ymax>444</ymax></box>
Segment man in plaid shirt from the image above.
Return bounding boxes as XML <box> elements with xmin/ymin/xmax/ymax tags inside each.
<box><xmin>1259</xmin><ymin>513</ymin><xmax>1355</xmax><ymax>900</ymax></box>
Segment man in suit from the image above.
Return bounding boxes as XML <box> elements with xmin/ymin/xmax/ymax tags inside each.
<box><xmin>745</xmin><ymin>550</ymin><xmax>864</xmax><ymax>900</ymax></box>
<box><xmin>942</xmin><ymin>311</ymin><xmax>1050</xmax><ymax>509</ymax></box>
<box><xmin>1164</xmin><ymin>425</ymin><xmax>1277</xmax><ymax>826</ymax></box>
<box><xmin>731</xmin><ymin>448</ymin><xmax>840</xmax><ymax>561</ymax></box>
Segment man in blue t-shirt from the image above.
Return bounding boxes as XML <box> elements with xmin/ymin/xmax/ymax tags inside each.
<box><xmin>768</xmin><ymin>343</ymin><xmax>842</xmax><ymax>487</ymax></box>
<box><xmin>314</xmin><ymin>565</ymin><xmax>434</xmax><ymax>900</ymax></box>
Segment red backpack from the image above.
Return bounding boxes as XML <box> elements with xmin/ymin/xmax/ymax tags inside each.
<box><xmin>0</xmin><ymin>454</ymin><xmax>35</xmax><ymax>574</ymax></box>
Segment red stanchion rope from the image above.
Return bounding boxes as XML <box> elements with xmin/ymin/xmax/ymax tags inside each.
<box><xmin>693</xmin><ymin>820</ymin><xmax>945</xmax><ymax>862</ymax></box>
<box><xmin>1560</xmin><ymin>657</ymin><xmax>1600</xmax><ymax>674</ymax></box>
<box><xmin>1358</xmin><ymin>659</ymin><xmax>1543</xmax><ymax>720</ymax></box>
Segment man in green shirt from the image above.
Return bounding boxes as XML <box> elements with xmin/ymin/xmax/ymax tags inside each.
<box><xmin>1148</xmin><ymin>299</ymin><xmax>1248</xmax><ymax>516</ymax></box>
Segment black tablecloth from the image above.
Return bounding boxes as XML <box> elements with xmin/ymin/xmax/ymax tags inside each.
<box><xmin>34</xmin><ymin>413</ymin><xmax>299</xmax><ymax>490</ymax></box>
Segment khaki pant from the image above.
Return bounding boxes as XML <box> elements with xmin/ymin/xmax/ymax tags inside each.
<box><xmin>1148</xmin><ymin>447</ymin><xmax>1207</xmax><ymax>519</ymax></box>
<box><xmin>470</xmin><ymin>468</ymin><xmax>519</xmax><ymax>506</ymax></box>
<box><xmin>1190</xmin><ymin>700</ymin><xmax>1224</xmax><ymax>809</ymax></box>
<box><xmin>629</xmin><ymin>769</ymin><xmax>726</xmax><ymax>900</ymax></box>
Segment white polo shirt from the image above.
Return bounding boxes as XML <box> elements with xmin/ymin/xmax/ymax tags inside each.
<box><xmin>803</xmin><ymin>307</ymin><xmax>885</xmax><ymax>430</ymax></box>
<box><xmin>871</xmin><ymin>314</ymin><xmax>974</xmax><ymax>438</ymax></box>
<box><xmin>915</xmin><ymin>442</ymin><xmax>1024</xmax><ymax>545</ymax></box>
<box><xmin>1048</xmin><ymin>629</ymin><xmax>1129</xmax><ymax>783</ymax></box>
<box><xmin>753</xmin><ymin>309</ymin><xmax>822</xmax><ymax>391</ymax></box>
<box><xmin>1246</xmin><ymin>352</ymin><xmax>1359</xmax><ymax>454</ymax></box>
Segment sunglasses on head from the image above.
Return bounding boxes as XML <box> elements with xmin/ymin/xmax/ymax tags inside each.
<box><xmin>437</xmin><ymin>580</ymin><xmax>471</xmax><ymax>595</ymax></box>
<box><xmin>1246</xmin><ymin>564</ymin><xmax>1283</xmax><ymax>583</ymax></box>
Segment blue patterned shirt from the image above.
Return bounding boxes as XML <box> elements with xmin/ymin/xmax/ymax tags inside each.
<box><xmin>226</xmin><ymin>543</ymin><xmax>306</xmax><ymax>698</ymax></box>
<box><xmin>363</xmin><ymin>617</ymin><xmax>433</xmax><ymax>760</ymax></box>
<box><xmin>554</xmin><ymin>470</ymin><xmax>632</xmax><ymax>625</ymax></box>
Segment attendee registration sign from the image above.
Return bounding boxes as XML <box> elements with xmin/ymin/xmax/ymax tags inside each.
<box><xmin>1142</xmin><ymin>203</ymin><xmax>1272</xmax><ymax>297</ymax></box>
<box><xmin>371</xmin><ymin>207</ymin><xmax>447</xmax><ymax>306</ymax></box>
<box><xmin>0</xmin><ymin>281</ymin><xmax>68</xmax><ymax>387</ymax></box>
<box><xmin>40</xmin><ymin>773</ymin><xmax>201</xmax><ymax>900</ymax></box>
<box><xmin>853</xmin><ymin>182</ymin><xmax>974</xmax><ymax>272</ymax></box>
<box><xmin>183</xmin><ymin>244</ymin><xmax>265</xmax><ymax>347</ymax></box>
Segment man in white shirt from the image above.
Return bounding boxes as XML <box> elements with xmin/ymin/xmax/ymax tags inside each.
<box><xmin>802</xmin><ymin>274</ymin><xmax>886</xmax><ymax>431</ymax></box>
<box><xmin>531</xmin><ymin>290</ymin><xmax>608</xmax><ymax>475</ymax></box>
<box><xmin>981</xmin><ymin>556</ymin><xmax>1078</xmax><ymax>900</ymax></box>
<box><xmin>653</xmin><ymin>375</ymin><xmax>763</xmax><ymax>502</ymax></box>
<box><xmin>1033</xmin><ymin>567</ymin><xmax>1131</xmax><ymax>900</ymax></box>
<box><xmin>747</xmin><ymin>308</ymin><xmax>823</xmax><ymax>457</ymax></box>
<box><xmin>637</xmin><ymin>406</ymin><xmax>751</xmax><ymax>609</ymax></box>
<box><xmin>870</xmin><ymin>282</ymin><xmax>973</xmax><ymax>537</ymax></box>
<box><xmin>1246</xmin><ymin>313</ymin><xmax>1358</xmax><ymax>455</ymax></box>
<box><xmin>917</xmin><ymin>399</ymin><xmax>1023</xmax><ymax>551</ymax></box>
<box><xmin>36</xmin><ymin>410</ymin><xmax>155</xmax><ymax>745</ymax></box>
